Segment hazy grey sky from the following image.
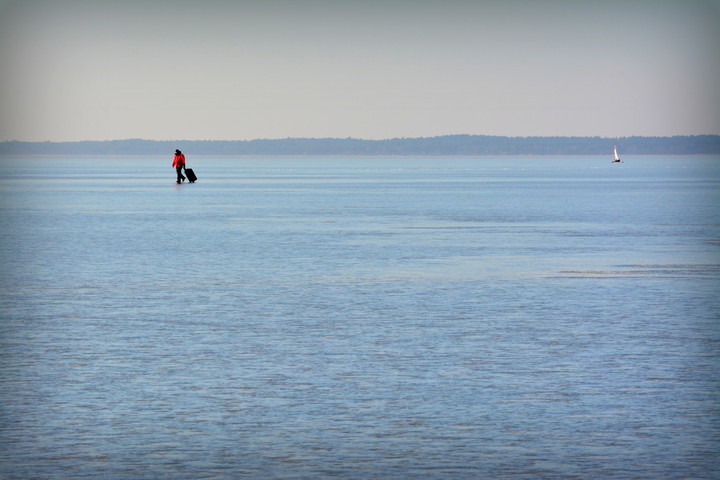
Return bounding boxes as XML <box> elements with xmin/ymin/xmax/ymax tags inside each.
<box><xmin>0</xmin><ymin>0</ymin><xmax>718</xmax><ymax>141</ymax></box>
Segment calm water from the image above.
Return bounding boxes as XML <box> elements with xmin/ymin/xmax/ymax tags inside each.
<box><xmin>1</xmin><ymin>155</ymin><xmax>718</xmax><ymax>479</ymax></box>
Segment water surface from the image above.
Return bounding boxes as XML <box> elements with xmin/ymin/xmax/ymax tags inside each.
<box><xmin>1</xmin><ymin>155</ymin><xmax>718</xmax><ymax>479</ymax></box>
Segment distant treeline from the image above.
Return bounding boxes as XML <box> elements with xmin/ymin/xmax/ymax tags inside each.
<box><xmin>1</xmin><ymin>135</ymin><xmax>719</xmax><ymax>156</ymax></box>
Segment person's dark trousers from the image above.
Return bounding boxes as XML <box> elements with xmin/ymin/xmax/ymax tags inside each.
<box><xmin>176</xmin><ymin>166</ymin><xmax>186</xmax><ymax>183</ymax></box>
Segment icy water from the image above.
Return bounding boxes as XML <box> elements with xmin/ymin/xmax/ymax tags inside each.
<box><xmin>1</xmin><ymin>155</ymin><xmax>718</xmax><ymax>479</ymax></box>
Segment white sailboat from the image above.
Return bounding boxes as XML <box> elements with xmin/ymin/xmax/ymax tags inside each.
<box><xmin>612</xmin><ymin>143</ymin><xmax>621</xmax><ymax>163</ymax></box>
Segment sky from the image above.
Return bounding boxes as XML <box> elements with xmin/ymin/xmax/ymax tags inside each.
<box><xmin>0</xmin><ymin>0</ymin><xmax>718</xmax><ymax>142</ymax></box>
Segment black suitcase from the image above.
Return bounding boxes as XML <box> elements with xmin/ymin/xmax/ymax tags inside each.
<box><xmin>185</xmin><ymin>168</ymin><xmax>197</xmax><ymax>183</ymax></box>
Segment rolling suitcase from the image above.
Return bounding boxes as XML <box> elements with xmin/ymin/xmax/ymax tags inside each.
<box><xmin>185</xmin><ymin>168</ymin><xmax>197</xmax><ymax>183</ymax></box>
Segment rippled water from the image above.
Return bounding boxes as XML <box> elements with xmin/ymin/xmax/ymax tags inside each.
<box><xmin>1</xmin><ymin>155</ymin><xmax>718</xmax><ymax>479</ymax></box>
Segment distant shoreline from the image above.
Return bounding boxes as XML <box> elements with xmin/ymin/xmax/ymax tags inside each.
<box><xmin>1</xmin><ymin>135</ymin><xmax>718</xmax><ymax>156</ymax></box>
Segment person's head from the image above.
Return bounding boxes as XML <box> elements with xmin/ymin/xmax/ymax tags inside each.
<box><xmin>175</xmin><ymin>149</ymin><xmax>181</xmax><ymax>154</ymax></box>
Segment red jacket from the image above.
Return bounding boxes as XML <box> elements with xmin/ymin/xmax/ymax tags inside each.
<box><xmin>172</xmin><ymin>153</ymin><xmax>185</xmax><ymax>168</ymax></box>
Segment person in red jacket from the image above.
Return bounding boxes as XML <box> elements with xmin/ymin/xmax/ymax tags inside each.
<box><xmin>172</xmin><ymin>149</ymin><xmax>186</xmax><ymax>183</ymax></box>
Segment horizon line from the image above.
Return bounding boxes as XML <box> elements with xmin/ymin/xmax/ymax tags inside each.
<box><xmin>2</xmin><ymin>133</ymin><xmax>719</xmax><ymax>143</ymax></box>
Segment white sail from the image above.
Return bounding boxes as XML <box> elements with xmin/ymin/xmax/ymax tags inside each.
<box><xmin>613</xmin><ymin>144</ymin><xmax>620</xmax><ymax>161</ymax></box>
